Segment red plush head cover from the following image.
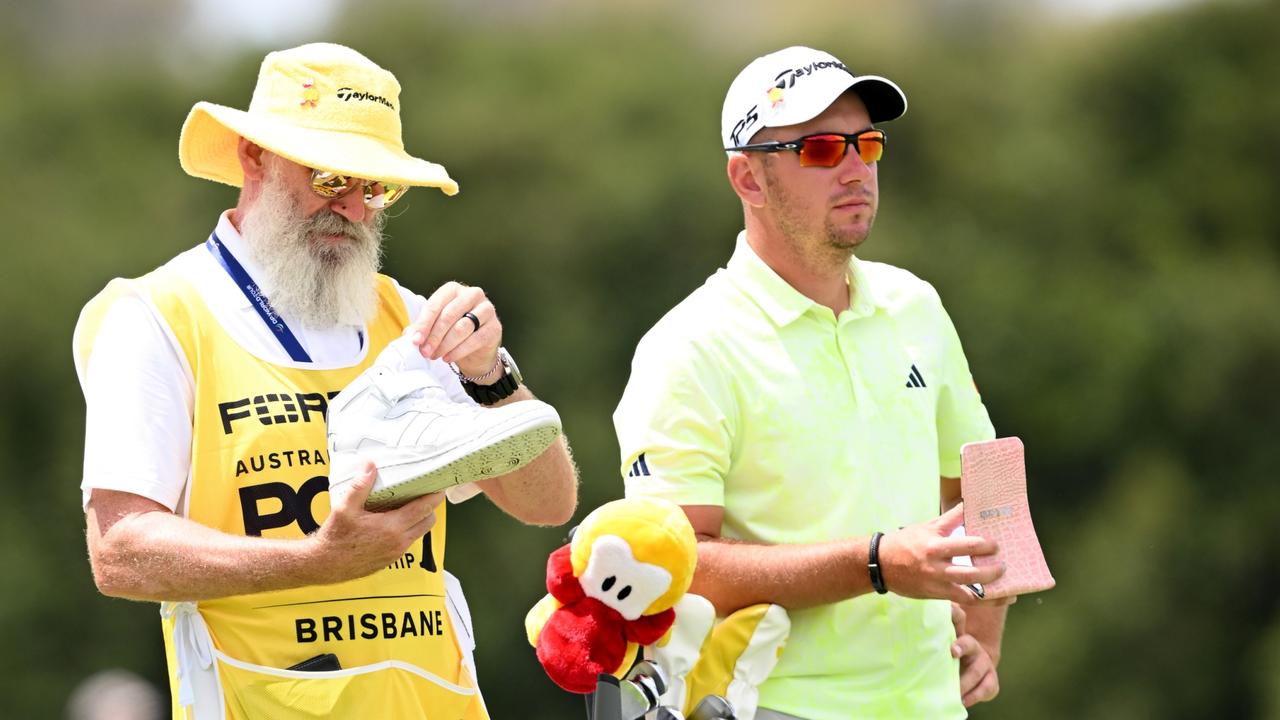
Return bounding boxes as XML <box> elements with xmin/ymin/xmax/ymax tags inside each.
<box><xmin>525</xmin><ymin>498</ymin><xmax>697</xmax><ymax>693</ymax></box>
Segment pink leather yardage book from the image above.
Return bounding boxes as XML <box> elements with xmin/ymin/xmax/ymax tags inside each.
<box><xmin>961</xmin><ymin>437</ymin><xmax>1055</xmax><ymax>599</ymax></box>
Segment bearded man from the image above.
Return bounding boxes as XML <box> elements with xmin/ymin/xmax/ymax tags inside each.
<box><xmin>73</xmin><ymin>43</ymin><xmax>577</xmax><ymax>720</ymax></box>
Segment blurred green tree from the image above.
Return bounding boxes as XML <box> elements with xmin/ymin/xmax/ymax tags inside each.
<box><xmin>1</xmin><ymin>0</ymin><xmax>1275</xmax><ymax>717</ymax></box>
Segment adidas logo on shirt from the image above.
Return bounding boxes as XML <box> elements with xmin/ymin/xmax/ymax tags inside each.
<box><xmin>626</xmin><ymin>453</ymin><xmax>651</xmax><ymax>477</ymax></box>
<box><xmin>905</xmin><ymin>364</ymin><xmax>927</xmax><ymax>389</ymax></box>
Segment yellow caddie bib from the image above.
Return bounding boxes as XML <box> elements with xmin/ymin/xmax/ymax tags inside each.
<box><xmin>78</xmin><ymin>266</ymin><xmax>486</xmax><ymax>720</ymax></box>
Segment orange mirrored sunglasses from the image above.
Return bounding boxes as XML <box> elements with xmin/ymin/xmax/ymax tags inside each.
<box><xmin>310</xmin><ymin>169</ymin><xmax>409</xmax><ymax>209</ymax></box>
<box><xmin>727</xmin><ymin>129</ymin><xmax>887</xmax><ymax>167</ymax></box>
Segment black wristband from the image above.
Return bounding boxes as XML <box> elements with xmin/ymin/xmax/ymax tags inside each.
<box><xmin>869</xmin><ymin>531</ymin><xmax>888</xmax><ymax>595</ymax></box>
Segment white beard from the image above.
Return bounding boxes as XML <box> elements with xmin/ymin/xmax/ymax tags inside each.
<box><xmin>238</xmin><ymin>163</ymin><xmax>386</xmax><ymax>329</ymax></box>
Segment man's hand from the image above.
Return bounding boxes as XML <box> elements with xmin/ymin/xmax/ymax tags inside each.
<box><xmin>312</xmin><ymin>461</ymin><xmax>444</xmax><ymax>582</ymax></box>
<box><xmin>877</xmin><ymin>503</ymin><xmax>1005</xmax><ymax>604</ymax></box>
<box><xmin>951</xmin><ymin>602</ymin><xmax>1000</xmax><ymax>707</ymax></box>
<box><xmin>404</xmin><ymin>281</ymin><xmax>501</xmax><ymax>379</ymax></box>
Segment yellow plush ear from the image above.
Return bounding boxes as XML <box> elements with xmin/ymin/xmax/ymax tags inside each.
<box><xmin>524</xmin><ymin>593</ymin><xmax>562</xmax><ymax>647</ymax></box>
<box><xmin>570</xmin><ymin>497</ymin><xmax>698</xmax><ymax>615</ymax></box>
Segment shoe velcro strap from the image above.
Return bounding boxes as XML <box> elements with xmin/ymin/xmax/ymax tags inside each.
<box><xmin>370</xmin><ymin>367</ymin><xmax>440</xmax><ymax>403</ymax></box>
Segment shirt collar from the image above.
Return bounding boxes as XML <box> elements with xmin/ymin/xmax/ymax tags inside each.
<box><xmin>846</xmin><ymin>249</ymin><xmax>880</xmax><ymax>320</ymax></box>
<box><xmin>212</xmin><ymin>210</ymin><xmax>275</xmax><ymax>302</ymax></box>
<box><xmin>725</xmin><ymin>231</ymin><xmax>881</xmax><ymax>327</ymax></box>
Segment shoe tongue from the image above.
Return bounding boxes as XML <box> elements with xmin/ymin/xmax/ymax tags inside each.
<box><xmin>366</xmin><ymin>338</ymin><xmax>451</xmax><ymax>403</ymax></box>
<box><xmin>372</xmin><ymin>335</ymin><xmax>431</xmax><ymax>372</ymax></box>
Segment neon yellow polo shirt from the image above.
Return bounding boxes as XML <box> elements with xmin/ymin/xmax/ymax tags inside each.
<box><xmin>614</xmin><ymin>232</ymin><xmax>994</xmax><ymax>719</ymax></box>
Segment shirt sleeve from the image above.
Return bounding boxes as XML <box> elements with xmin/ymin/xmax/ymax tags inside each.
<box><xmin>932</xmin><ymin>296</ymin><xmax>996</xmax><ymax>478</ymax></box>
<box><xmin>613</xmin><ymin>328</ymin><xmax>735</xmax><ymax>507</ymax></box>
<box><xmin>78</xmin><ymin>295</ymin><xmax>194</xmax><ymax>512</ymax></box>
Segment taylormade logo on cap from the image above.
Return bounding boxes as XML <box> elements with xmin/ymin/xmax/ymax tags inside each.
<box><xmin>721</xmin><ymin>46</ymin><xmax>908</xmax><ymax>149</ymax></box>
<box><xmin>725</xmin><ymin>57</ymin><xmax>850</xmax><ymax>147</ymax></box>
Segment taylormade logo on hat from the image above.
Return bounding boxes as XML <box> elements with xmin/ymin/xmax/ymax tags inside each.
<box><xmin>336</xmin><ymin>87</ymin><xmax>396</xmax><ymax>110</ymax></box>
<box><xmin>178</xmin><ymin>42</ymin><xmax>459</xmax><ymax>195</ymax></box>
<box><xmin>721</xmin><ymin>46</ymin><xmax>908</xmax><ymax>149</ymax></box>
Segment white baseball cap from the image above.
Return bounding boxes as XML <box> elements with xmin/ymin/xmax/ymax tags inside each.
<box><xmin>721</xmin><ymin>46</ymin><xmax>907</xmax><ymax>149</ymax></box>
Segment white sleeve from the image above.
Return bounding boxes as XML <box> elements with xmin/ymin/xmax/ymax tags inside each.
<box><xmin>79</xmin><ymin>295</ymin><xmax>194</xmax><ymax>512</ymax></box>
<box><xmin>394</xmin><ymin>279</ymin><xmax>476</xmax><ymax>406</ymax></box>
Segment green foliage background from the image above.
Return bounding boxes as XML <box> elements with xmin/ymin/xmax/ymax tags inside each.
<box><xmin>2</xmin><ymin>0</ymin><xmax>1278</xmax><ymax>717</ymax></box>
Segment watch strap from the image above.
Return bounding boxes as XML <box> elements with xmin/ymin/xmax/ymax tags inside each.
<box><xmin>462</xmin><ymin>370</ymin><xmax>518</xmax><ymax>405</ymax></box>
<box><xmin>459</xmin><ymin>349</ymin><xmax>520</xmax><ymax>405</ymax></box>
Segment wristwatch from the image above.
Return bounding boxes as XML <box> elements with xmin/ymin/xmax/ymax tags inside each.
<box><xmin>459</xmin><ymin>347</ymin><xmax>522</xmax><ymax>405</ymax></box>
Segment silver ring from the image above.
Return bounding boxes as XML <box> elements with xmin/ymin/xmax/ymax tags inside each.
<box><xmin>462</xmin><ymin>311</ymin><xmax>481</xmax><ymax>333</ymax></box>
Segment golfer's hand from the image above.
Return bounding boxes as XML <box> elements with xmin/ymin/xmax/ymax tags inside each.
<box><xmin>405</xmin><ymin>281</ymin><xmax>501</xmax><ymax>379</ymax></box>
<box><xmin>314</xmin><ymin>460</ymin><xmax>444</xmax><ymax>582</ymax></box>
<box><xmin>951</xmin><ymin>602</ymin><xmax>1001</xmax><ymax>707</ymax></box>
<box><xmin>876</xmin><ymin>504</ymin><xmax>1004</xmax><ymax>604</ymax></box>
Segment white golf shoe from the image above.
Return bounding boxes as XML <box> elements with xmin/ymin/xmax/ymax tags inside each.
<box><xmin>327</xmin><ymin>337</ymin><xmax>561</xmax><ymax>511</ymax></box>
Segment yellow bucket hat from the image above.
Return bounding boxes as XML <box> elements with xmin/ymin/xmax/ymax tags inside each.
<box><xmin>179</xmin><ymin>43</ymin><xmax>458</xmax><ymax>195</ymax></box>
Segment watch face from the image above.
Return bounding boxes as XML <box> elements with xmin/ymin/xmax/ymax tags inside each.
<box><xmin>498</xmin><ymin>347</ymin><xmax>523</xmax><ymax>384</ymax></box>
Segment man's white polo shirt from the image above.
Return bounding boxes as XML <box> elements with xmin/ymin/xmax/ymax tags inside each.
<box><xmin>614</xmin><ymin>232</ymin><xmax>994</xmax><ymax>719</ymax></box>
